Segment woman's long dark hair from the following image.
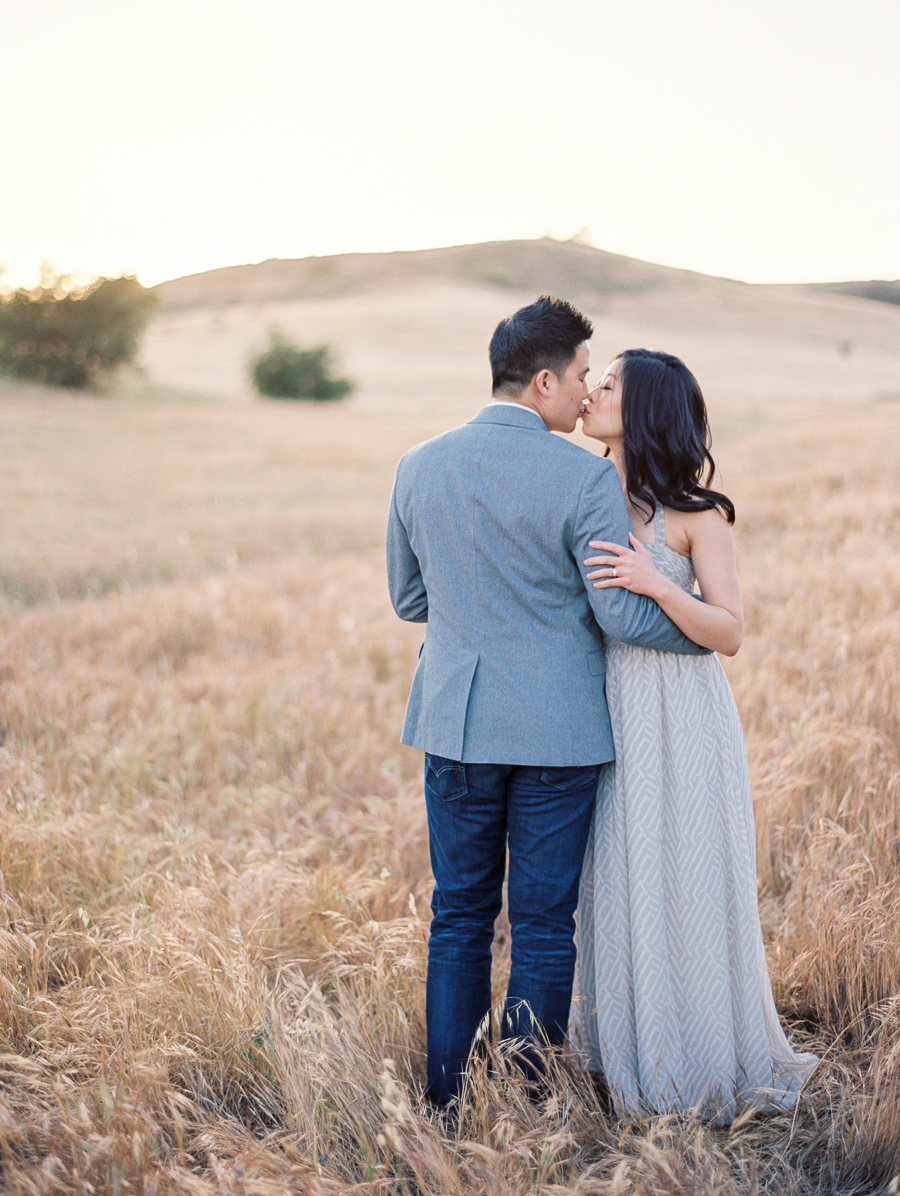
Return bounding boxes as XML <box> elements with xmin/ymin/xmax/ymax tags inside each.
<box><xmin>614</xmin><ymin>348</ymin><xmax>735</xmax><ymax>525</ymax></box>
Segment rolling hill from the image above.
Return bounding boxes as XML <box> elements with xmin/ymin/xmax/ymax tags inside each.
<box><xmin>140</xmin><ymin>239</ymin><xmax>900</xmax><ymax>413</ymax></box>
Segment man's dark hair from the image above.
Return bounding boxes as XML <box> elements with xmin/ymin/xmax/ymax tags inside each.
<box><xmin>489</xmin><ymin>295</ymin><xmax>593</xmax><ymax>396</ymax></box>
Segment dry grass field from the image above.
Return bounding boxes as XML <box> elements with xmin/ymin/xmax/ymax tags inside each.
<box><xmin>2</xmin><ymin>250</ymin><xmax>900</xmax><ymax>1193</ymax></box>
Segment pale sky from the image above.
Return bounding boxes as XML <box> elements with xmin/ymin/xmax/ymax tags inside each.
<box><xmin>2</xmin><ymin>0</ymin><xmax>898</xmax><ymax>290</ymax></box>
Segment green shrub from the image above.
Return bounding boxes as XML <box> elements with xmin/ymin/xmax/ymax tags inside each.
<box><xmin>249</xmin><ymin>330</ymin><xmax>354</xmax><ymax>401</ymax></box>
<box><xmin>0</xmin><ymin>272</ymin><xmax>157</xmax><ymax>388</ymax></box>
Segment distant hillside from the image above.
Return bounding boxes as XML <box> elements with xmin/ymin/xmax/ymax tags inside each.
<box><xmin>154</xmin><ymin>240</ymin><xmax>900</xmax><ymax>317</ymax></box>
<box><xmin>142</xmin><ymin>238</ymin><xmax>900</xmax><ymax>409</ymax></box>
<box><xmin>808</xmin><ymin>280</ymin><xmax>900</xmax><ymax>308</ymax></box>
<box><xmin>152</xmin><ymin>239</ymin><xmax>713</xmax><ymax>312</ymax></box>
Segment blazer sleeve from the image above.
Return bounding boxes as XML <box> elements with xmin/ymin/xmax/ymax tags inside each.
<box><xmin>574</xmin><ymin>463</ymin><xmax>710</xmax><ymax>656</ymax></box>
<box><xmin>386</xmin><ymin>474</ymin><xmax>428</xmax><ymax>623</ymax></box>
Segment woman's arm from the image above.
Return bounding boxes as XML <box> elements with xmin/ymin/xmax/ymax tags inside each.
<box><xmin>585</xmin><ymin>507</ymin><xmax>743</xmax><ymax>655</ymax></box>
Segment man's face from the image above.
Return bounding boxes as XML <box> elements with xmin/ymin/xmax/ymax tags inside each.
<box><xmin>541</xmin><ymin>341</ymin><xmax>591</xmax><ymax>433</ymax></box>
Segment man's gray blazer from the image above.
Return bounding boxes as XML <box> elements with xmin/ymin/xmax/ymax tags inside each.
<box><xmin>386</xmin><ymin>403</ymin><xmax>707</xmax><ymax>767</ymax></box>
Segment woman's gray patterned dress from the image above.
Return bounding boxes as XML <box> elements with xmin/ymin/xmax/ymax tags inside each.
<box><xmin>572</xmin><ymin>504</ymin><xmax>817</xmax><ymax>1122</ymax></box>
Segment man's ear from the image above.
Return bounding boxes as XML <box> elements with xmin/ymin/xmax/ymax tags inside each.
<box><xmin>534</xmin><ymin>369</ymin><xmax>553</xmax><ymax>397</ymax></box>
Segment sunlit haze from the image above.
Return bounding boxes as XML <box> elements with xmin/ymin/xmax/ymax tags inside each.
<box><xmin>2</xmin><ymin>0</ymin><xmax>898</xmax><ymax>290</ymax></box>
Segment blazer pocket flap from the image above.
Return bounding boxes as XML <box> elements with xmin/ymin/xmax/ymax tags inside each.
<box><xmin>587</xmin><ymin>649</ymin><xmax>606</xmax><ymax>677</ymax></box>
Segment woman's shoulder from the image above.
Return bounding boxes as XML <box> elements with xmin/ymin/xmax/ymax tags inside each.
<box><xmin>664</xmin><ymin>504</ymin><xmax>733</xmax><ymax>556</ymax></box>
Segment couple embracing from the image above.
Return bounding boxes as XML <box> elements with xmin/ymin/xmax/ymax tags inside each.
<box><xmin>386</xmin><ymin>296</ymin><xmax>817</xmax><ymax>1122</ymax></box>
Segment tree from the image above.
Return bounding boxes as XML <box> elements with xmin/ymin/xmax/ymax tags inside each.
<box><xmin>249</xmin><ymin>330</ymin><xmax>354</xmax><ymax>401</ymax></box>
<box><xmin>0</xmin><ymin>271</ymin><xmax>157</xmax><ymax>388</ymax></box>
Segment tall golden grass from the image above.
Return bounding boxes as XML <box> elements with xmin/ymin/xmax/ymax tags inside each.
<box><xmin>1</xmin><ymin>377</ymin><xmax>899</xmax><ymax>1193</ymax></box>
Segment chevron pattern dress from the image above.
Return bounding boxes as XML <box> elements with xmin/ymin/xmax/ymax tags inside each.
<box><xmin>572</xmin><ymin>505</ymin><xmax>817</xmax><ymax>1123</ymax></box>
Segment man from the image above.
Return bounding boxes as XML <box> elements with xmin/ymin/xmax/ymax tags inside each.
<box><xmin>386</xmin><ymin>295</ymin><xmax>707</xmax><ymax>1106</ymax></box>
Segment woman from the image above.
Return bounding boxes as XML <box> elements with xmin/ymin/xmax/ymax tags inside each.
<box><xmin>571</xmin><ymin>349</ymin><xmax>817</xmax><ymax>1122</ymax></box>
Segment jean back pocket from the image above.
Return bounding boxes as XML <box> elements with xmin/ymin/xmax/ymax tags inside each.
<box><xmin>425</xmin><ymin>753</ymin><xmax>468</xmax><ymax>802</ymax></box>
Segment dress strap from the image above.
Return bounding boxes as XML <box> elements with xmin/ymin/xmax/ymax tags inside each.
<box><xmin>653</xmin><ymin>502</ymin><xmax>666</xmax><ymax>546</ymax></box>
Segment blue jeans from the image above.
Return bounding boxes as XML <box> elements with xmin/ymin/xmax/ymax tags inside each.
<box><xmin>423</xmin><ymin>754</ymin><xmax>599</xmax><ymax>1105</ymax></box>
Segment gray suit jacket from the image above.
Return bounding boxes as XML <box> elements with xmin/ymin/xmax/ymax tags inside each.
<box><xmin>386</xmin><ymin>403</ymin><xmax>708</xmax><ymax>766</ymax></box>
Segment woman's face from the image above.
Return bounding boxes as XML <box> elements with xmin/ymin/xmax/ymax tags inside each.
<box><xmin>581</xmin><ymin>357</ymin><xmax>624</xmax><ymax>445</ymax></box>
